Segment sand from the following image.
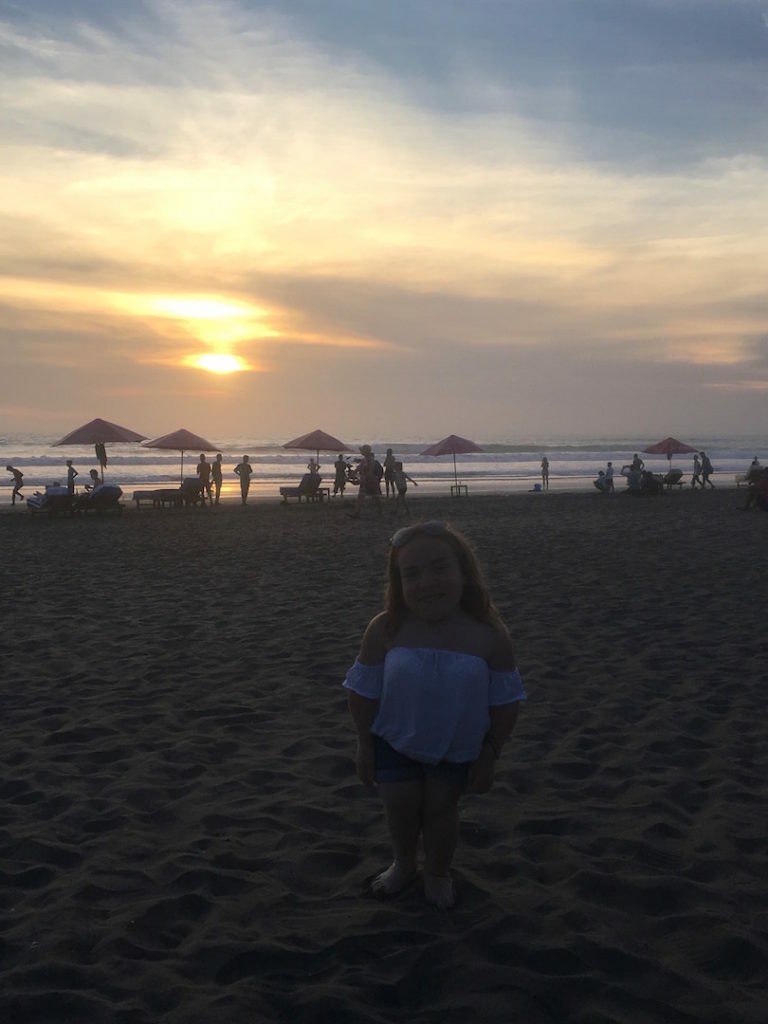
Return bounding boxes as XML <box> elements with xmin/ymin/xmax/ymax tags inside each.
<box><xmin>1</xmin><ymin>489</ymin><xmax>766</xmax><ymax>1023</ymax></box>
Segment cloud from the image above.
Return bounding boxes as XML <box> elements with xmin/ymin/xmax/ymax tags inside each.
<box><xmin>2</xmin><ymin>1</ymin><xmax>768</xmax><ymax>437</ymax></box>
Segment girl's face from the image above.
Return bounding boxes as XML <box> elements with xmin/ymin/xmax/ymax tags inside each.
<box><xmin>396</xmin><ymin>535</ymin><xmax>465</xmax><ymax>622</ymax></box>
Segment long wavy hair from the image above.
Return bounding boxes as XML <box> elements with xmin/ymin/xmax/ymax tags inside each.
<box><xmin>384</xmin><ymin>522</ymin><xmax>505</xmax><ymax>635</ymax></box>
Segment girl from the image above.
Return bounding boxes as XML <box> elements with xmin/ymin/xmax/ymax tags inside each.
<box><xmin>343</xmin><ymin>521</ymin><xmax>526</xmax><ymax>909</ymax></box>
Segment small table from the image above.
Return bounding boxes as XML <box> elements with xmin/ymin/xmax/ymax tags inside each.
<box><xmin>450</xmin><ymin>484</ymin><xmax>468</xmax><ymax>497</ymax></box>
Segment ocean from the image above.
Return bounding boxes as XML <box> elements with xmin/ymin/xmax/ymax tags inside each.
<box><xmin>1</xmin><ymin>433</ymin><xmax>763</xmax><ymax>501</ymax></box>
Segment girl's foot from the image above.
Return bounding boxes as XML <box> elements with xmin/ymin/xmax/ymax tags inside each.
<box><xmin>371</xmin><ymin>861</ymin><xmax>417</xmax><ymax>897</ymax></box>
<box><xmin>424</xmin><ymin>874</ymin><xmax>455</xmax><ymax>910</ymax></box>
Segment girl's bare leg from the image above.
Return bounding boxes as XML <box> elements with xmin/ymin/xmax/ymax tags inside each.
<box><xmin>374</xmin><ymin>780</ymin><xmax>423</xmax><ymax>895</ymax></box>
<box><xmin>422</xmin><ymin>777</ymin><xmax>462</xmax><ymax>909</ymax></box>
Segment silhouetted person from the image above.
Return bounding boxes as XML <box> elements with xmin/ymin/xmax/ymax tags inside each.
<box><xmin>66</xmin><ymin>459</ymin><xmax>78</xmax><ymax>494</ymax></box>
<box><xmin>197</xmin><ymin>453</ymin><xmax>213</xmax><ymax>504</ymax></box>
<box><xmin>392</xmin><ymin>460</ymin><xmax>418</xmax><ymax>516</ymax></box>
<box><xmin>333</xmin><ymin>454</ymin><xmax>348</xmax><ymax>496</ymax></box>
<box><xmin>349</xmin><ymin>445</ymin><xmax>382</xmax><ymax>517</ymax></box>
<box><xmin>383</xmin><ymin>448</ymin><xmax>397</xmax><ymax>498</ymax></box>
<box><xmin>540</xmin><ymin>456</ymin><xmax>549</xmax><ymax>490</ymax></box>
<box><xmin>6</xmin><ymin>465</ymin><xmax>23</xmax><ymax>505</ymax></box>
<box><xmin>85</xmin><ymin>469</ymin><xmax>100</xmax><ymax>492</ymax></box>
<box><xmin>593</xmin><ymin>470</ymin><xmax>608</xmax><ymax>493</ymax></box>
<box><xmin>234</xmin><ymin>456</ymin><xmax>253</xmax><ymax>505</ymax></box>
<box><xmin>691</xmin><ymin>453</ymin><xmax>702</xmax><ymax>489</ymax></box>
<box><xmin>605</xmin><ymin>461</ymin><xmax>615</xmax><ymax>493</ymax></box>
<box><xmin>700</xmin><ymin>451</ymin><xmax>715</xmax><ymax>488</ymax></box>
<box><xmin>212</xmin><ymin>453</ymin><xmax>223</xmax><ymax>504</ymax></box>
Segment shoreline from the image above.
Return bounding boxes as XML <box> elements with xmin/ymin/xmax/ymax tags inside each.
<box><xmin>0</xmin><ymin>474</ymin><xmax>748</xmax><ymax>514</ymax></box>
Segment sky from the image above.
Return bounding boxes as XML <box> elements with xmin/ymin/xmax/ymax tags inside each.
<box><xmin>2</xmin><ymin>0</ymin><xmax>768</xmax><ymax>442</ymax></box>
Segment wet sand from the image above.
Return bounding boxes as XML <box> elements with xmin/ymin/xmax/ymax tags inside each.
<box><xmin>1</xmin><ymin>489</ymin><xmax>766</xmax><ymax>1023</ymax></box>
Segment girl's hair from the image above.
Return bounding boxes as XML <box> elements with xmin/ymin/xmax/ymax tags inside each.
<box><xmin>384</xmin><ymin>521</ymin><xmax>505</xmax><ymax>634</ymax></box>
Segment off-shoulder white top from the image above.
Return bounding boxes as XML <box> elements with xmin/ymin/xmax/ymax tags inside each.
<box><xmin>343</xmin><ymin>647</ymin><xmax>526</xmax><ymax>765</ymax></box>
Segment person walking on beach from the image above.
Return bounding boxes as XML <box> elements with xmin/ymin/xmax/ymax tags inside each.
<box><xmin>605</xmin><ymin>461</ymin><xmax>615</xmax><ymax>493</ymax></box>
<box><xmin>66</xmin><ymin>459</ymin><xmax>79</xmax><ymax>494</ymax></box>
<box><xmin>6</xmin><ymin>465</ymin><xmax>23</xmax><ymax>505</ymax></box>
<box><xmin>234</xmin><ymin>455</ymin><xmax>253</xmax><ymax>505</ymax></box>
<box><xmin>391</xmin><ymin>461</ymin><xmax>418</xmax><ymax>517</ymax></box>
<box><xmin>197</xmin><ymin>454</ymin><xmax>213</xmax><ymax>504</ymax></box>
<box><xmin>691</xmin><ymin>453</ymin><xmax>702</xmax><ymax>489</ymax></box>
<box><xmin>343</xmin><ymin>521</ymin><xmax>526</xmax><ymax>909</ymax></box>
<box><xmin>212</xmin><ymin>453</ymin><xmax>223</xmax><ymax>504</ymax></box>
<box><xmin>333</xmin><ymin>453</ymin><xmax>349</xmax><ymax>497</ymax></box>
<box><xmin>700</xmin><ymin>451</ymin><xmax>715</xmax><ymax>488</ymax></box>
<box><xmin>383</xmin><ymin>448</ymin><xmax>397</xmax><ymax>499</ymax></box>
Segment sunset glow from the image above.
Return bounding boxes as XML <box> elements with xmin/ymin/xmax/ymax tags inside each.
<box><xmin>1</xmin><ymin>2</ymin><xmax>767</xmax><ymax>438</ymax></box>
<box><xmin>184</xmin><ymin>353</ymin><xmax>249</xmax><ymax>374</ymax></box>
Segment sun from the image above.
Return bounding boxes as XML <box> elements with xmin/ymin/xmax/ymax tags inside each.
<box><xmin>185</xmin><ymin>353</ymin><xmax>248</xmax><ymax>374</ymax></box>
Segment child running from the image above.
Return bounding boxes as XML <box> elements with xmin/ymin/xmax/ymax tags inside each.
<box><xmin>343</xmin><ymin>521</ymin><xmax>526</xmax><ymax>909</ymax></box>
<box><xmin>391</xmin><ymin>460</ymin><xmax>418</xmax><ymax>517</ymax></box>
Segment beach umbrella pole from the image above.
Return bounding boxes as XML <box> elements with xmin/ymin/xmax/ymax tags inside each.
<box><xmin>453</xmin><ymin>453</ymin><xmax>458</xmax><ymax>487</ymax></box>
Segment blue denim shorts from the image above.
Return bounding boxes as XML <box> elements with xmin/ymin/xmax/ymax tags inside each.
<box><xmin>373</xmin><ymin>735</ymin><xmax>471</xmax><ymax>785</ymax></box>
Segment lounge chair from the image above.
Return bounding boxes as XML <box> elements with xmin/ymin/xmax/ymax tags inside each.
<box><xmin>73</xmin><ymin>484</ymin><xmax>124</xmax><ymax>513</ymax></box>
<box><xmin>279</xmin><ymin>473</ymin><xmax>329</xmax><ymax>504</ymax></box>
<box><xmin>26</xmin><ymin>485</ymin><xmax>75</xmax><ymax>513</ymax></box>
<box><xmin>662</xmin><ymin>469</ymin><xmax>684</xmax><ymax>489</ymax></box>
<box><xmin>179</xmin><ymin>478</ymin><xmax>206</xmax><ymax>507</ymax></box>
<box><xmin>132</xmin><ymin>488</ymin><xmax>183</xmax><ymax>509</ymax></box>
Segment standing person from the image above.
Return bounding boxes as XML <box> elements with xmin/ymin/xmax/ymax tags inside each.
<box><xmin>66</xmin><ymin>459</ymin><xmax>79</xmax><ymax>494</ymax></box>
<box><xmin>631</xmin><ymin>453</ymin><xmax>645</xmax><ymax>472</ymax></box>
<box><xmin>605</xmin><ymin>461</ymin><xmax>615</xmax><ymax>493</ymax></box>
<box><xmin>234</xmin><ymin>455</ymin><xmax>253</xmax><ymax>505</ymax></box>
<box><xmin>307</xmin><ymin>457</ymin><xmax>321</xmax><ymax>475</ymax></box>
<box><xmin>343</xmin><ymin>522</ymin><xmax>526</xmax><ymax>909</ymax></box>
<box><xmin>540</xmin><ymin>456</ymin><xmax>549</xmax><ymax>491</ymax></box>
<box><xmin>383</xmin><ymin>448</ymin><xmax>397</xmax><ymax>499</ymax></box>
<box><xmin>6</xmin><ymin>465</ymin><xmax>23</xmax><ymax>505</ymax></box>
<box><xmin>392</xmin><ymin>461</ymin><xmax>418</xmax><ymax>517</ymax></box>
<box><xmin>333</xmin><ymin>454</ymin><xmax>348</xmax><ymax>497</ymax></box>
<box><xmin>196</xmin><ymin>453</ymin><xmax>213</xmax><ymax>504</ymax></box>
<box><xmin>691</xmin><ymin>453</ymin><xmax>702</xmax><ymax>489</ymax></box>
<box><xmin>700</xmin><ymin>451</ymin><xmax>715</xmax><ymax>488</ymax></box>
<box><xmin>212</xmin><ymin>453</ymin><xmax>224</xmax><ymax>504</ymax></box>
<box><xmin>349</xmin><ymin>445</ymin><xmax>382</xmax><ymax>518</ymax></box>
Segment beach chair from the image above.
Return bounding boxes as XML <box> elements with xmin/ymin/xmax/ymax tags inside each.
<box><xmin>26</xmin><ymin>486</ymin><xmax>75</xmax><ymax>514</ymax></box>
<box><xmin>662</xmin><ymin>469</ymin><xmax>684</xmax><ymax>489</ymax></box>
<box><xmin>279</xmin><ymin>474</ymin><xmax>328</xmax><ymax>504</ymax></box>
<box><xmin>73</xmin><ymin>485</ymin><xmax>124</xmax><ymax>514</ymax></box>
<box><xmin>179</xmin><ymin>478</ymin><xmax>206</xmax><ymax>507</ymax></box>
<box><xmin>132</xmin><ymin>488</ymin><xmax>182</xmax><ymax>509</ymax></box>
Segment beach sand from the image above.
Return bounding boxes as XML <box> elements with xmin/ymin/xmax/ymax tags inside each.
<box><xmin>1</xmin><ymin>489</ymin><xmax>766</xmax><ymax>1023</ymax></box>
